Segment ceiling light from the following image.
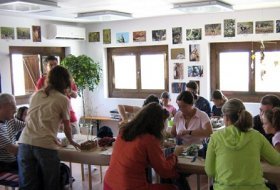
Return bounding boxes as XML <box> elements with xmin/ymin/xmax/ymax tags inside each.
<box><xmin>77</xmin><ymin>10</ymin><xmax>132</xmax><ymax>22</ymax></box>
<box><xmin>173</xmin><ymin>0</ymin><xmax>233</xmax><ymax>13</ymax></box>
<box><xmin>0</xmin><ymin>0</ymin><xmax>58</xmax><ymax>13</ymax></box>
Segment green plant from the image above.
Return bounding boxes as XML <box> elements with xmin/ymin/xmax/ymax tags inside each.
<box><xmin>61</xmin><ymin>54</ymin><xmax>102</xmax><ymax>116</ymax></box>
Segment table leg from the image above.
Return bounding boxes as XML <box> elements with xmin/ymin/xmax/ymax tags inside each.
<box><xmin>81</xmin><ymin>164</ymin><xmax>85</xmax><ymax>181</ymax></box>
<box><xmin>197</xmin><ymin>174</ymin><xmax>200</xmax><ymax>190</ymax></box>
<box><xmin>88</xmin><ymin>164</ymin><xmax>92</xmax><ymax>190</ymax></box>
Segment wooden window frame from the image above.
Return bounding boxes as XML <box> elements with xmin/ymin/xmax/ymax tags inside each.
<box><xmin>210</xmin><ymin>41</ymin><xmax>280</xmax><ymax>102</ymax></box>
<box><xmin>107</xmin><ymin>45</ymin><xmax>169</xmax><ymax>99</ymax></box>
<box><xmin>9</xmin><ymin>46</ymin><xmax>65</xmax><ymax>104</ymax></box>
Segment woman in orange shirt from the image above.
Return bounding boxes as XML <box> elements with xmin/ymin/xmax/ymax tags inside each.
<box><xmin>104</xmin><ymin>102</ymin><xmax>179</xmax><ymax>190</ymax></box>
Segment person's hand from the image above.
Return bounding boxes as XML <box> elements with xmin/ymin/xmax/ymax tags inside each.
<box><xmin>174</xmin><ymin>145</ymin><xmax>184</xmax><ymax>156</ymax></box>
<box><xmin>177</xmin><ymin>130</ymin><xmax>188</xmax><ymax>136</ymax></box>
<box><xmin>69</xmin><ymin>140</ymin><xmax>81</xmax><ymax>150</ymax></box>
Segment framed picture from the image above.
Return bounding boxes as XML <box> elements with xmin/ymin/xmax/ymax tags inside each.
<box><xmin>171</xmin><ymin>82</ymin><xmax>186</xmax><ymax>93</ymax></box>
<box><xmin>133</xmin><ymin>31</ymin><xmax>146</xmax><ymax>42</ymax></box>
<box><xmin>173</xmin><ymin>62</ymin><xmax>184</xmax><ymax>80</ymax></box>
<box><xmin>255</xmin><ymin>21</ymin><xmax>274</xmax><ymax>34</ymax></box>
<box><xmin>224</xmin><ymin>19</ymin><xmax>235</xmax><ymax>37</ymax></box>
<box><xmin>32</xmin><ymin>25</ymin><xmax>41</xmax><ymax>42</ymax></box>
<box><xmin>237</xmin><ymin>22</ymin><xmax>253</xmax><ymax>34</ymax></box>
<box><xmin>152</xmin><ymin>29</ymin><xmax>166</xmax><ymax>41</ymax></box>
<box><xmin>186</xmin><ymin>28</ymin><xmax>202</xmax><ymax>41</ymax></box>
<box><xmin>205</xmin><ymin>24</ymin><xmax>221</xmax><ymax>36</ymax></box>
<box><xmin>189</xmin><ymin>44</ymin><xmax>200</xmax><ymax>62</ymax></box>
<box><xmin>89</xmin><ymin>32</ymin><xmax>100</xmax><ymax>42</ymax></box>
<box><xmin>103</xmin><ymin>29</ymin><xmax>111</xmax><ymax>44</ymax></box>
<box><xmin>16</xmin><ymin>27</ymin><xmax>30</xmax><ymax>40</ymax></box>
<box><xmin>116</xmin><ymin>32</ymin><xmax>129</xmax><ymax>43</ymax></box>
<box><xmin>171</xmin><ymin>48</ymin><xmax>185</xmax><ymax>60</ymax></box>
<box><xmin>187</xmin><ymin>65</ymin><xmax>203</xmax><ymax>77</ymax></box>
<box><xmin>1</xmin><ymin>27</ymin><xmax>15</xmax><ymax>40</ymax></box>
<box><xmin>277</xmin><ymin>20</ymin><xmax>280</xmax><ymax>33</ymax></box>
<box><xmin>172</xmin><ymin>27</ymin><xmax>182</xmax><ymax>44</ymax></box>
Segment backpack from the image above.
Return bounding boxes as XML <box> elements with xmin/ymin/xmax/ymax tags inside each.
<box><xmin>60</xmin><ymin>163</ymin><xmax>74</xmax><ymax>189</ymax></box>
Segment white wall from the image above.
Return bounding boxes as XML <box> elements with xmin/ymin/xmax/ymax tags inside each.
<box><xmin>84</xmin><ymin>8</ymin><xmax>280</xmax><ymax>117</ymax></box>
<box><xmin>0</xmin><ymin>15</ymin><xmax>85</xmax><ymax>117</ymax></box>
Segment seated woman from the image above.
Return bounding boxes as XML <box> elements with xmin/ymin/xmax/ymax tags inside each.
<box><xmin>160</xmin><ymin>91</ymin><xmax>177</xmax><ymax>117</ymax></box>
<box><xmin>205</xmin><ymin>98</ymin><xmax>280</xmax><ymax>190</ymax></box>
<box><xmin>104</xmin><ymin>103</ymin><xmax>179</xmax><ymax>190</ymax></box>
<box><xmin>15</xmin><ymin>106</ymin><xmax>28</xmax><ymax>140</ymax></box>
<box><xmin>262</xmin><ymin>107</ymin><xmax>280</xmax><ymax>152</ymax></box>
<box><xmin>171</xmin><ymin>91</ymin><xmax>212</xmax><ymax>145</ymax></box>
<box><xmin>211</xmin><ymin>89</ymin><xmax>227</xmax><ymax>117</ymax></box>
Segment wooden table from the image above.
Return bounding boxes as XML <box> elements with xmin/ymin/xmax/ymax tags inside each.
<box><xmin>177</xmin><ymin>156</ymin><xmax>280</xmax><ymax>189</ymax></box>
<box><xmin>58</xmin><ymin>134</ymin><xmax>112</xmax><ymax>190</ymax></box>
<box><xmin>80</xmin><ymin>116</ymin><xmax>119</xmax><ymax>134</ymax></box>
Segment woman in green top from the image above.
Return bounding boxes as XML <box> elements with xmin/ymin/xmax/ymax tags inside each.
<box><xmin>205</xmin><ymin>98</ymin><xmax>280</xmax><ymax>190</ymax></box>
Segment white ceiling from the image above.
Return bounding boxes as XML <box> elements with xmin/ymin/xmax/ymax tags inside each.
<box><xmin>0</xmin><ymin>0</ymin><xmax>280</xmax><ymax>23</ymax></box>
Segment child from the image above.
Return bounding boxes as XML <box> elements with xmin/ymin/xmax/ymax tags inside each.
<box><xmin>211</xmin><ymin>89</ymin><xmax>227</xmax><ymax>117</ymax></box>
<box><xmin>160</xmin><ymin>91</ymin><xmax>176</xmax><ymax>117</ymax></box>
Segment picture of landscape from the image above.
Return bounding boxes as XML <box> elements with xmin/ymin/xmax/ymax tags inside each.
<box><xmin>152</xmin><ymin>29</ymin><xmax>166</xmax><ymax>41</ymax></box>
<box><xmin>133</xmin><ymin>31</ymin><xmax>146</xmax><ymax>42</ymax></box>
<box><xmin>255</xmin><ymin>21</ymin><xmax>274</xmax><ymax>34</ymax></box>
<box><xmin>16</xmin><ymin>27</ymin><xmax>30</xmax><ymax>40</ymax></box>
<box><xmin>237</xmin><ymin>22</ymin><xmax>253</xmax><ymax>34</ymax></box>
<box><xmin>205</xmin><ymin>24</ymin><xmax>221</xmax><ymax>36</ymax></box>
<box><xmin>186</xmin><ymin>28</ymin><xmax>202</xmax><ymax>40</ymax></box>
<box><xmin>0</xmin><ymin>27</ymin><xmax>14</xmax><ymax>39</ymax></box>
<box><xmin>89</xmin><ymin>32</ymin><xmax>100</xmax><ymax>42</ymax></box>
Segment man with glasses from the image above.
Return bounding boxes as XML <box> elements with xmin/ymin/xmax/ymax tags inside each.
<box><xmin>253</xmin><ymin>94</ymin><xmax>280</xmax><ymax>144</ymax></box>
<box><xmin>0</xmin><ymin>93</ymin><xmax>25</xmax><ymax>172</ymax></box>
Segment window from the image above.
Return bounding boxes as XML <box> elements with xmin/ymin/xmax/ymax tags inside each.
<box><xmin>210</xmin><ymin>41</ymin><xmax>280</xmax><ymax>102</ymax></box>
<box><xmin>107</xmin><ymin>45</ymin><xmax>168</xmax><ymax>98</ymax></box>
<box><xmin>9</xmin><ymin>46</ymin><xmax>65</xmax><ymax>104</ymax></box>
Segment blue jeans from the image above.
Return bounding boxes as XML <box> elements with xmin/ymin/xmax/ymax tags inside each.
<box><xmin>17</xmin><ymin>144</ymin><xmax>60</xmax><ymax>190</ymax></box>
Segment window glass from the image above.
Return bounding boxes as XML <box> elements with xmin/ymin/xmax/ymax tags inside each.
<box><xmin>113</xmin><ymin>55</ymin><xmax>137</xmax><ymax>89</ymax></box>
<box><xmin>255</xmin><ymin>51</ymin><xmax>280</xmax><ymax>92</ymax></box>
<box><xmin>140</xmin><ymin>54</ymin><xmax>165</xmax><ymax>89</ymax></box>
<box><xmin>219</xmin><ymin>52</ymin><xmax>249</xmax><ymax>91</ymax></box>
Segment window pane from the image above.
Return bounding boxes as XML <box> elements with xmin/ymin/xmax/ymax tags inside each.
<box><xmin>141</xmin><ymin>54</ymin><xmax>165</xmax><ymax>89</ymax></box>
<box><xmin>12</xmin><ymin>54</ymin><xmax>25</xmax><ymax>96</ymax></box>
<box><xmin>220</xmin><ymin>52</ymin><xmax>249</xmax><ymax>91</ymax></box>
<box><xmin>113</xmin><ymin>55</ymin><xmax>137</xmax><ymax>89</ymax></box>
<box><xmin>255</xmin><ymin>51</ymin><xmax>280</xmax><ymax>92</ymax></box>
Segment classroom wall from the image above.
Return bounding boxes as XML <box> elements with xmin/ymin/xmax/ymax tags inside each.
<box><xmin>84</xmin><ymin>7</ymin><xmax>280</xmax><ymax>118</ymax></box>
<box><xmin>0</xmin><ymin>15</ymin><xmax>85</xmax><ymax>117</ymax></box>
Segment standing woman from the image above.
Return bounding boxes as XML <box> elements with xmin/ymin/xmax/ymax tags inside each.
<box><xmin>104</xmin><ymin>103</ymin><xmax>179</xmax><ymax>190</ymax></box>
<box><xmin>205</xmin><ymin>99</ymin><xmax>280</xmax><ymax>190</ymax></box>
<box><xmin>18</xmin><ymin>66</ymin><xmax>80</xmax><ymax>190</ymax></box>
<box><xmin>262</xmin><ymin>107</ymin><xmax>280</xmax><ymax>152</ymax></box>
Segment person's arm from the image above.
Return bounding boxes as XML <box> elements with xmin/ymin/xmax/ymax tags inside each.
<box><xmin>145</xmin><ymin>136</ymin><xmax>178</xmax><ymax>179</ymax></box>
<box><xmin>205</xmin><ymin>135</ymin><xmax>216</xmax><ymax>177</ymax></box>
<box><xmin>0</xmin><ymin>131</ymin><xmax>18</xmax><ymax>155</ymax></box>
<box><xmin>69</xmin><ymin>82</ymin><xmax>78</xmax><ymax>98</ymax></box>
<box><xmin>183</xmin><ymin>121</ymin><xmax>213</xmax><ymax>137</ymax></box>
<box><xmin>63</xmin><ymin>119</ymin><xmax>80</xmax><ymax>149</ymax></box>
<box><xmin>4</xmin><ymin>144</ymin><xmax>18</xmax><ymax>155</ymax></box>
<box><xmin>260</xmin><ymin>134</ymin><xmax>280</xmax><ymax>165</ymax></box>
<box><xmin>6</xmin><ymin>118</ymin><xmax>25</xmax><ymax>132</ymax></box>
<box><xmin>117</xmin><ymin>105</ymin><xmax>140</xmax><ymax>122</ymax></box>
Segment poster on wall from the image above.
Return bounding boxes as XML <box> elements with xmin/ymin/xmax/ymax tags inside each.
<box><xmin>186</xmin><ymin>28</ymin><xmax>202</xmax><ymax>41</ymax></box>
<box><xmin>205</xmin><ymin>24</ymin><xmax>221</xmax><ymax>36</ymax></box>
<box><xmin>172</xmin><ymin>27</ymin><xmax>182</xmax><ymax>44</ymax></box>
<box><xmin>171</xmin><ymin>48</ymin><xmax>185</xmax><ymax>59</ymax></box>
<box><xmin>173</xmin><ymin>63</ymin><xmax>184</xmax><ymax>80</ymax></box>
<box><xmin>133</xmin><ymin>31</ymin><xmax>146</xmax><ymax>42</ymax></box>
<box><xmin>255</xmin><ymin>21</ymin><xmax>274</xmax><ymax>34</ymax></box>
<box><xmin>103</xmin><ymin>29</ymin><xmax>111</xmax><ymax>44</ymax></box>
<box><xmin>32</xmin><ymin>25</ymin><xmax>41</xmax><ymax>42</ymax></box>
<box><xmin>187</xmin><ymin>65</ymin><xmax>203</xmax><ymax>77</ymax></box>
<box><xmin>224</xmin><ymin>19</ymin><xmax>235</xmax><ymax>37</ymax></box>
<box><xmin>237</xmin><ymin>22</ymin><xmax>253</xmax><ymax>34</ymax></box>
<box><xmin>152</xmin><ymin>29</ymin><xmax>166</xmax><ymax>41</ymax></box>
<box><xmin>189</xmin><ymin>44</ymin><xmax>200</xmax><ymax>62</ymax></box>
<box><xmin>0</xmin><ymin>27</ymin><xmax>15</xmax><ymax>40</ymax></box>
<box><xmin>89</xmin><ymin>32</ymin><xmax>100</xmax><ymax>42</ymax></box>
<box><xmin>277</xmin><ymin>20</ymin><xmax>280</xmax><ymax>33</ymax></box>
<box><xmin>171</xmin><ymin>82</ymin><xmax>186</xmax><ymax>93</ymax></box>
<box><xmin>116</xmin><ymin>32</ymin><xmax>129</xmax><ymax>43</ymax></box>
<box><xmin>16</xmin><ymin>27</ymin><xmax>30</xmax><ymax>40</ymax></box>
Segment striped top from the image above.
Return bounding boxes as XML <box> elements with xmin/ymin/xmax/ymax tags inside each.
<box><xmin>0</xmin><ymin>119</ymin><xmax>25</xmax><ymax>162</ymax></box>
